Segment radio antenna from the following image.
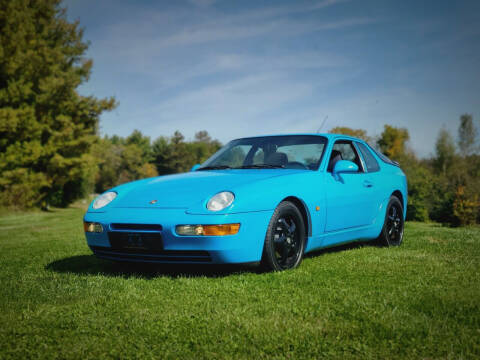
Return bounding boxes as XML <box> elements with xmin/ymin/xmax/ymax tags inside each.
<box><xmin>316</xmin><ymin>115</ymin><xmax>328</xmax><ymax>133</ymax></box>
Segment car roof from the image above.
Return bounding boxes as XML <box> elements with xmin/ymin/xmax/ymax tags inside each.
<box><xmin>232</xmin><ymin>133</ymin><xmax>366</xmax><ymax>143</ymax></box>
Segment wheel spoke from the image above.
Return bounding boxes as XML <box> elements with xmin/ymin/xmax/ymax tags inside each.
<box><xmin>274</xmin><ymin>234</ymin><xmax>286</xmax><ymax>244</ymax></box>
<box><xmin>280</xmin><ymin>242</ymin><xmax>289</xmax><ymax>265</ymax></box>
<box><xmin>278</xmin><ymin>218</ymin><xmax>289</xmax><ymax>232</ymax></box>
<box><xmin>288</xmin><ymin>220</ymin><xmax>296</xmax><ymax>235</ymax></box>
<box><xmin>292</xmin><ymin>237</ymin><xmax>300</xmax><ymax>252</ymax></box>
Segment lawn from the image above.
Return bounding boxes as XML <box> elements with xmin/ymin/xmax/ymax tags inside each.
<box><xmin>0</xmin><ymin>207</ymin><xmax>479</xmax><ymax>359</ymax></box>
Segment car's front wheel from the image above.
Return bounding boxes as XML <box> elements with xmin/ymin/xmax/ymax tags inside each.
<box><xmin>261</xmin><ymin>201</ymin><xmax>306</xmax><ymax>271</ymax></box>
<box><xmin>377</xmin><ymin>195</ymin><xmax>404</xmax><ymax>246</ymax></box>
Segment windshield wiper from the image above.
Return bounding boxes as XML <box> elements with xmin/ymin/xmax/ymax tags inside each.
<box><xmin>236</xmin><ymin>164</ymin><xmax>285</xmax><ymax>169</ymax></box>
<box><xmin>196</xmin><ymin>165</ymin><xmax>232</xmax><ymax>171</ymax></box>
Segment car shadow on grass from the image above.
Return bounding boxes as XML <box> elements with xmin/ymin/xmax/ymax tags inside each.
<box><xmin>46</xmin><ymin>241</ymin><xmax>376</xmax><ymax>279</ymax></box>
<box><xmin>305</xmin><ymin>240</ymin><xmax>376</xmax><ymax>259</ymax></box>
<box><xmin>45</xmin><ymin>255</ymin><xmax>262</xmax><ymax>279</ymax></box>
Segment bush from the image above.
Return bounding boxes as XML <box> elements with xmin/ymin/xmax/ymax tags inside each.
<box><xmin>452</xmin><ymin>186</ymin><xmax>479</xmax><ymax>226</ymax></box>
<box><xmin>0</xmin><ymin>168</ymin><xmax>49</xmax><ymax>208</ymax></box>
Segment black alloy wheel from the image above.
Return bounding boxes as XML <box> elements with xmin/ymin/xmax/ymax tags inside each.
<box><xmin>378</xmin><ymin>195</ymin><xmax>404</xmax><ymax>246</ymax></box>
<box><xmin>262</xmin><ymin>201</ymin><xmax>306</xmax><ymax>271</ymax></box>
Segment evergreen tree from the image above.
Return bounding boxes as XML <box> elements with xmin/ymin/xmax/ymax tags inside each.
<box><xmin>190</xmin><ymin>130</ymin><xmax>222</xmax><ymax>164</ymax></box>
<box><xmin>126</xmin><ymin>129</ymin><xmax>154</xmax><ymax>162</ymax></box>
<box><xmin>152</xmin><ymin>136</ymin><xmax>173</xmax><ymax>175</ymax></box>
<box><xmin>0</xmin><ymin>0</ymin><xmax>116</xmax><ymax>207</ymax></box>
<box><xmin>152</xmin><ymin>130</ymin><xmax>221</xmax><ymax>175</ymax></box>
<box><xmin>168</xmin><ymin>131</ymin><xmax>195</xmax><ymax>173</ymax></box>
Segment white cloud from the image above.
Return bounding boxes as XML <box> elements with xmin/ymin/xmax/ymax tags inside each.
<box><xmin>95</xmin><ymin>0</ymin><xmax>368</xmax><ymax>55</ymax></box>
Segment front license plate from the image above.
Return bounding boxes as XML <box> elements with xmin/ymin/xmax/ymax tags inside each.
<box><xmin>108</xmin><ymin>232</ymin><xmax>163</xmax><ymax>252</ymax></box>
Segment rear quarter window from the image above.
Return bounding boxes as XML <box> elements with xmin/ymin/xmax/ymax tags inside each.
<box><xmin>356</xmin><ymin>142</ymin><xmax>380</xmax><ymax>172</ymax></box>
<box><xmin>367</xmin><ymin>144</ymin><xmax>399</xmax><ymax>167</ymax></box>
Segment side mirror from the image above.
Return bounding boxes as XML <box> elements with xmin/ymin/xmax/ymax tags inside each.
<box><xmin>333</xmin><ymin>160</ymin><xmax>358</xmax><ymax>175</ymax></box>
<box><xmin>190</xmin><ymin>164</ymin><xmax>201</xmax><ymax>172</ymax></box>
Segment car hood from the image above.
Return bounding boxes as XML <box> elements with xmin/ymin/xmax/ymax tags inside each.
<box><xmin>111</xmin><ymin>169</ymin><xmax>302</xmax><ymax>209</ymax></box>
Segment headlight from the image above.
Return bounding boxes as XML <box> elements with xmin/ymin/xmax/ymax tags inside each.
<box><xmin>92</xmin><ymin>191</ymin><xmax>117</xmax><ymax>209</ymax></box>
<box><xmin>207</xmin><ymin>191</ymin><xmax>234</xmax><ymax>211</ymax></box>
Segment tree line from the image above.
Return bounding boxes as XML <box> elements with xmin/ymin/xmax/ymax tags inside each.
<box><xmin>92</xmin><ymin>130</ymin><xmax>221</xmax><ymax>195</ymax></box>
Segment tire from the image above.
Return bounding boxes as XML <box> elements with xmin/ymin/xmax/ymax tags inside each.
<box><xmin>377</xmin><ymin>195</ymin><xmax>404</xmax><ymax>247</ymax></box>
<box><xmin>261</xmin><ymin>201</ymin><xmax>306</xmax><ymax>271</ymax></box>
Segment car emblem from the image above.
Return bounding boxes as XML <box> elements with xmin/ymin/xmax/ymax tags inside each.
<box><xmin>149</xmin><ymin>200</ymin><xmax>158</xmax><ymax>204</ymax></box>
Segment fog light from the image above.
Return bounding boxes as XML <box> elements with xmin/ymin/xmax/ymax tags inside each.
<box><xmin>84</xmin><ymin>222</ymin><xmax>104</xmax><ymax>233</ymax></box>
<box><xmin>176</xmin><ymin>224</ymin><xmax>240</xmax><ymax>236</ymax></box>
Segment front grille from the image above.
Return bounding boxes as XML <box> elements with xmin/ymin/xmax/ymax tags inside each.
<box><xmin>111</xmin><ymin>223</ymin><xmax>163</xmax><ymax>231</ymax></box>
<box><xmin>91</xmin><ymin>246</ymin><xmax>212</xmax><ymax>263</ymax></box>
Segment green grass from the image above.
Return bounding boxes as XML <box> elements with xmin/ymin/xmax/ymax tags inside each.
<box><xmin>0</xmin><ymin>207</ymin><xmax>479</xmax><ymax>359</ymax></box>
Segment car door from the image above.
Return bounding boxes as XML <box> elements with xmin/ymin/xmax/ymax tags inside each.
<box><xmin>324</xmin><ymin>140</ymin><xmax>375</xmax><ymax>232</ymax></box>
<box><xmin>355</xmin><ymin>141</ymin><xmax>385</xmax><ymax>223</ymax></box>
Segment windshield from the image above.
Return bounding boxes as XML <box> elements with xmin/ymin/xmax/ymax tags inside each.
<box><xmin>199</xmin><ymin>135</ymin><xmax>328</xmax><ymax>170</ymax></box>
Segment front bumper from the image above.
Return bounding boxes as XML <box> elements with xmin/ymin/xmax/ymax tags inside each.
<box><xmin>84</xmin><ymin>207</ymin><xmax>273</xmax><ymax>264</ymax></box>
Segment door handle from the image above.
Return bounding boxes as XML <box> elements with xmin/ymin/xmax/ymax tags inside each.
<box><xmin>363</xmin><ymin>180</ymin><xmax>373</xmax><ymax>188</ymax></box>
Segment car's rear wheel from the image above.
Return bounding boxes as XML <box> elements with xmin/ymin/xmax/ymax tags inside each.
<box><xmin>261</xmin><ymin>201</ymin><xmax>306</xmax><ymax>271</ymax></box>
<box><xmin>377</xmin><ymin>195</ymin><xmax>404</xmax><ymax>246</ymax></box>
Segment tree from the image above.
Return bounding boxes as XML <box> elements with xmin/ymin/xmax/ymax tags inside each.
<box><xmin>190</xmin><ymin>130</ymin><xmax>222</xmax><ymax>164</ymax></box>
<box><xmin>376</xmin><ymin>125</ymin><xmax>409</xmax><ymax>161</ymax></box>
<box><xmin>117</xmin><ymin>144</ymin><xmax>157</xmax><ymax>184</ymax></box>
<box><xmin>0</xmin><ymin>0</ymin><xmax>116</xmax><ymax>207</ymax></box>
<box><xmin>452</xmin><ymin>185</ymin><xmax>479</xmax><ymax>226</ymax></box>
<box><xmin>328</xmin><ymin>127</ymin><xmax>372</xmax><ymax>143</ymax></box>
<box><xmin>93</xmin><ymin>138</ymin><xmax>121</xmax><ymax>193</ymax></box>
<box><xmin>152</xmin><ymin>131</ymin><xmax>192</xmax><ymax>175</ymax></box>
<box><xmin>458</xmin><ymin>114</ymin><xmax>477</xmax><ymax>156</ymax></box>
<box><xmin>434</xmin><ymin>129</ymin><xmax>456</xmax><ymax>176</ymax></box>
<box><xmin>152</xmin><ymin>130</ymin><xmax>221</xmax><ymax>175</ymax></box>
<box><xmin>168</xmin><ymin>131</ymin><xmax>195</xmax><ymax>173</ymax></box>
<box><xmin>402</xmin><ymin>157</ymin><xmax>432</xmax><ymax>222</ymax></box>
<box><xmin>93</xmin><ymin>135</ymin><xmax>157</xmax><ymax>193</ymax></box>
<box><xmin>126</xmin><ymin>129</ymin><xmax>154</xmax><ymax>162</ymax></box>
<box><xmin>194</xmin><ymin>130</ymin><xmax>212</xmax><ymax>143</ymax></box>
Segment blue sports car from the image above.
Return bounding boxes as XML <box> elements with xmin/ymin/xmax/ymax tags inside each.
<box><xmin>84</xmin><ymin>134</ymin><xmax>407</xmax><ymax>271</ymax></box>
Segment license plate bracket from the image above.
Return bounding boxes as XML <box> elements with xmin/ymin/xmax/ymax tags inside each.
<box><xmin>108</xmin><ymin>232</ymin><xmax>163</xmax><ymax>252</ymax></box>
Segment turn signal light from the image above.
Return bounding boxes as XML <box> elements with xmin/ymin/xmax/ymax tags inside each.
<box><xmin>176</xmin><ymin>223</ymin><xmax>240</xmax><ymax>236</ymax></box>
<box><xmin>84</xmin><ymin>222</ymin><xmax>104</xmax><ymax>233</ymax></box>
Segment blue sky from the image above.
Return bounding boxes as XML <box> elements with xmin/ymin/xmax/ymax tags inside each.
<box><xmin>65</xmin><ymin>0</ymin><xmax>480</xmax><ymax>157</ymax></box>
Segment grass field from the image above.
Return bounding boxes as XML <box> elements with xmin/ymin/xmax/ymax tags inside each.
<box><xmin>0</xmin><ymin>207</ymin><xmax>479</xmax><ymax>359</ymax></box>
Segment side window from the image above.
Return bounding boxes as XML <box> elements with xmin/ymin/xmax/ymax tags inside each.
<box><xmin>356</xmin><ymin>142</ymin><xmax>380</xmax><ymax>172</ymax></box>
<box><xmin>277</xmin><ymin>143</ymin><xmax>326</xmax><ymax>168</ymax></box>
<box><xmin>327</xmin><ymin>141</ymin><xmax>363</xmax><ymax>172</ymax></box>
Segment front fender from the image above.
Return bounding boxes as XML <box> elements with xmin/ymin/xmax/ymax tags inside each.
<box><xmin>185</xmin><ymin>171</ymin><xmax>325</xmax><ymax>238</ymax></box>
